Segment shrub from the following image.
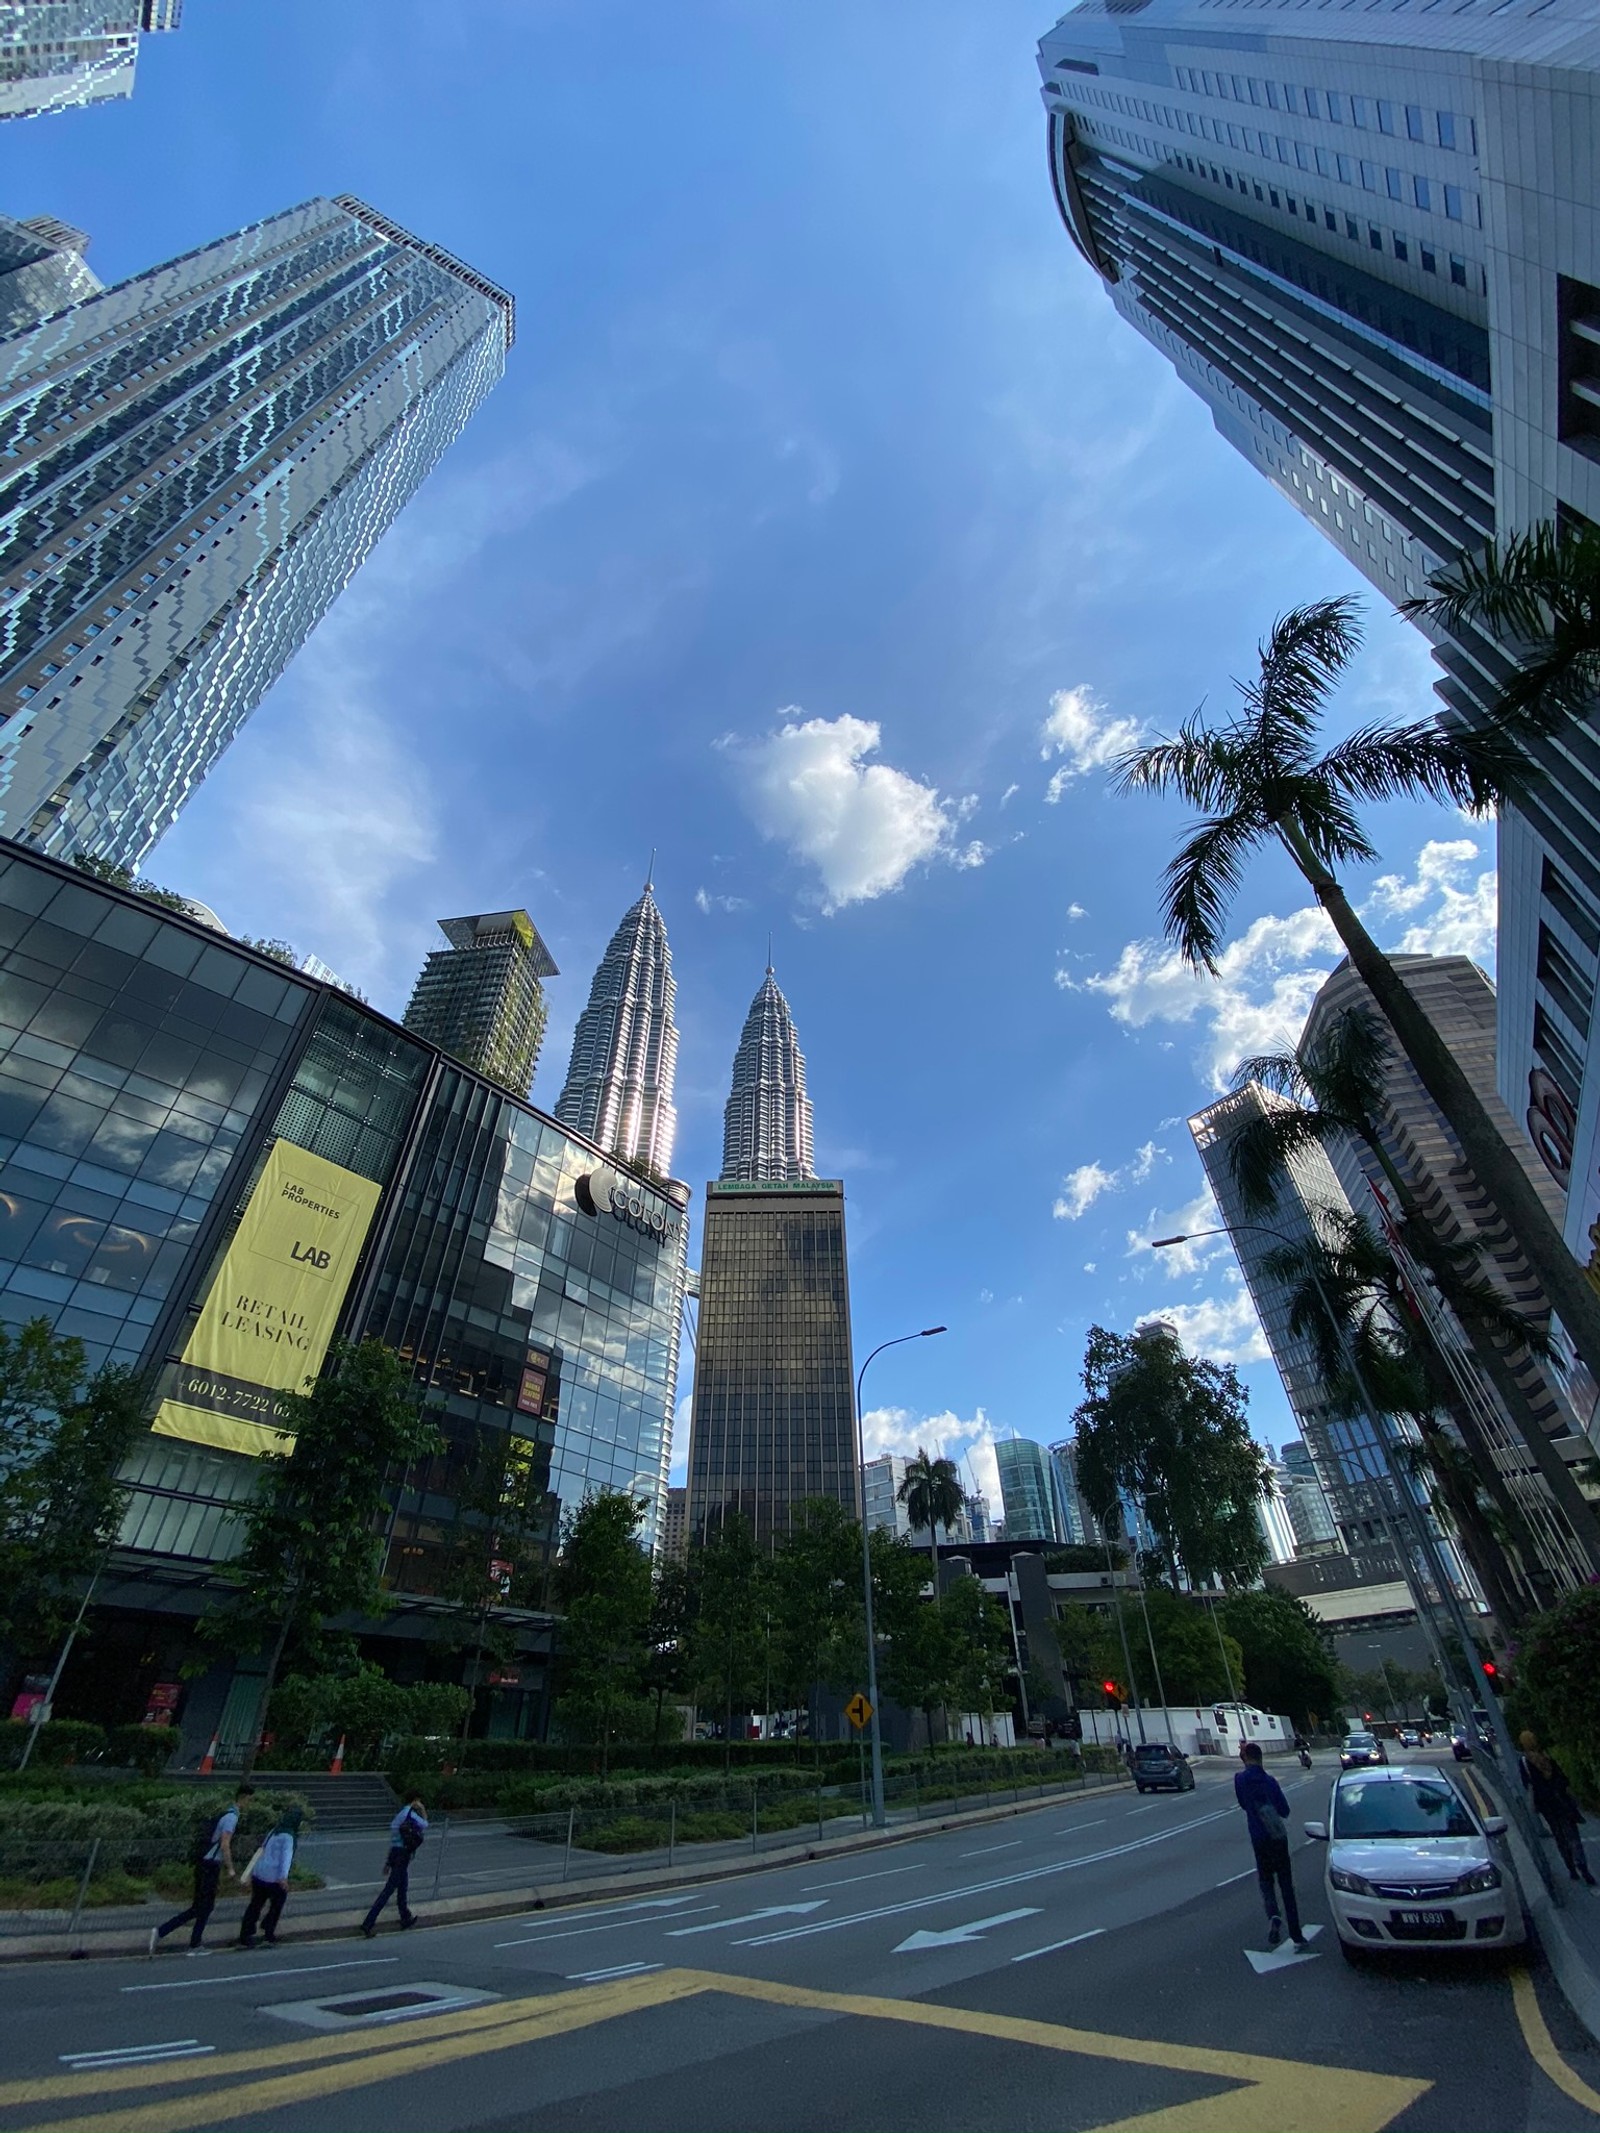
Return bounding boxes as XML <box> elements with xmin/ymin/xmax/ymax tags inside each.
<box><xmin>0</xmin><ymin>1720</ymin><xmax>107</xmax><ymax>1770</ymax></box>
<box><xmin>104</xmin><ymin>1726</ymin><xmax>178</xmax><ymax>1778</ymax></box>
<box><xmin>1510</xmin><ymin>1585</ymin><xmax>1600</xmax><ymax>1804</ymax></box>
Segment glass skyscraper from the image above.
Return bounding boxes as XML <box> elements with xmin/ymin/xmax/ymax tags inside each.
<box><xmin>0</xmin><ymin>193</ymin><xmax>512</xmax><ymax>866</ymax></box>
<box><xmin>721</xmin><ymin>964</ymin><xmax>815</xmax><ymax>1183</ymax></box>
<box><xmin>403</xmin><ymin>909</ymin><xmax>558</xmax><ymax>1100</ymax></box>
<box><xmin>996</xmin><ymin>1437</ymin><xmax>1060</xmax><ymax>1544</ymax></box>
<box><xmin>554</xmin><ymin>876</ymin><xmax>679</xmax><ymax>1178</ymax></box>
<box><xmin>0</xmin><ymin>2</ymin><xmax>181</xmax><ymax>123</ymax></box>
<box><xmin>1035</xmin><ymin>2</ymin><xmax>1600</xmax><ymax>1276</ymax></box>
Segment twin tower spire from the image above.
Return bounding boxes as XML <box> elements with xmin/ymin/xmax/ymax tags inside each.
<box><xmin>553</xmin><ymin>873</ymin><xmax>816</xmax><ymax>1185</ymax></box>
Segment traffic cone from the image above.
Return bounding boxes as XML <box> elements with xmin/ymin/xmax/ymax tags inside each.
<box><xmin>198</xmin><ymin>1731</ymin><xmax>219</xmax><ymax>1776</ymax></box>
<box><xmin>329</xmin><ymin>1734</ymin><xmax>346</xmax><ymax>1775</ymax></box>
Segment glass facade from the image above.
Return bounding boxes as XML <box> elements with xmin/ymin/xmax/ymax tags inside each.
<box><xmin>0</xmin><ymin>3</ymin><xmax>179</xmax><ymax>124</ymax></box>
<box><xmin>687</xmin><ymin>1179</ymin><xmax>856</xmax><ymax>1549</ymax></box>
<box><xmin>995</xmin><ymin>1437</ymin><xmax>1060</xmax><ymax>1544</ymax></box>
<box><xmin>0</xmin><ymin>842</ymin><xmax>687</xmax><ymax>1725</ymax></box>
<box><xmin>402</xmin><ymin>910</ymin><xmax>557</xmax><ymax>1101</ymax></box>
<box><xmin>0</xmin><ymin>193</ymin><xmax>512</xmax><ymax>867</ymax></box>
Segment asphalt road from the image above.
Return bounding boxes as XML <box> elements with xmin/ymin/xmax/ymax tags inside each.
<box><xmin>4</xmin><ymin>1751</ymin><xmax>1599</xmax><ymax>2133</ymax></box>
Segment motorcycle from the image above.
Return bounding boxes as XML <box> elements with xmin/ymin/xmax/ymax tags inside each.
<box><xmin>1297</xmin><ymin>1745</ymin><xmax>1312</xmax><ymax>1771</ymax></box>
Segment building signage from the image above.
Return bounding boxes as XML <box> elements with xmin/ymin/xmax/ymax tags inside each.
<box><xmin>151</xmin><ymin>1140</ymin><xmax>382</xmax><ymax>1459</ymax></box>
<box><xmin>575</xmin><ymin>1166</ymin><xmax>683</xmax><ymax>1249</ymax></box>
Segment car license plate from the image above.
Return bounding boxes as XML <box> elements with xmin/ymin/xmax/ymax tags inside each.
<box><xmin>1395</xmin><ymin>1908</ymin><xmax>1449</xmax><ymax>1928</ymax></box>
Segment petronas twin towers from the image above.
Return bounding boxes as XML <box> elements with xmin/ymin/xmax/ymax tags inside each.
<box><xmin>553</xmin><ymin>879</ymin><xmax>817</xmax><ymax>1185</ymax></box>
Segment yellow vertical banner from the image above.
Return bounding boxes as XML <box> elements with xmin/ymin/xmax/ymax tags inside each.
<box><xmin>152</xmin><ymin>1141</ymin><xmax>382</xmax><ymax>1457</ymax></box>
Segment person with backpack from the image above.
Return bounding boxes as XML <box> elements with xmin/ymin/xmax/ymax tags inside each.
<box><xmin>1234</xmin><ymin>1742</ymin><xmax>1308</xmax><ymax>1949</ymax></box>
<box><xmin>360</xmin><ymin>1795</ymin><xmax>428</xmax><ymax>1937</ymax></box>
<box><xmin>149</xmin><ymin>1784</ymin><xmax>255</xmax><ymax>1955</ymax></box>
<box><xmin>234</xmin><ymin>1806</ymin><xmax>302</xmax><ymax>1948</ymax></box>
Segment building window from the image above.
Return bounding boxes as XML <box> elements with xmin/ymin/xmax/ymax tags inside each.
<box><xmin>1420</xmin><ymin>244</ymin><xmax>1437</xmax><ymax>273</ymax></box>
<box><xmin>1449</xmin><ymin>253</ymin><xmax>1467</xmax><ymax>286</ymax></box>
<box><xmin>1369</xmin><ymin>225</ymin><xmax>1383</xmax><ymax>251</ymax></box>
<box><xmin>1345</xmin><ymin>214</ymin><xmax>1359</xmax><ymax>239</ymax></box>
<box><xmin>1393</xmin><ymin>232</ymin><xmax>1409</xmax><ymax>262</ymax></box>
<box><xmin>1558</xmin><ymin>274</ymin><xmax>1600</xmax><ymax>458</ymax></box>
<box><xmin>1405</xmin><ymin>104</ymin><xmax>1425</xmax><ymax>141</ymax></box>
<box><xmin>1414</xmin><ymin>174</ymin><xmax>1432</xmax><ymax>211</ymax></box>
<box><xmin>1386</xmin><ymin>167</ymin><xmax>1403</xmax><ymax>201</ymax></box>
<box><xmin>1444</xmin><ymin>183</ymin><xmax>1464</xmax><ymax>220</ymax></box>
<box><xmin>1436</xmin><ymin>109</ymin><xmax>1456</xmax><ymax>150</ymax></box>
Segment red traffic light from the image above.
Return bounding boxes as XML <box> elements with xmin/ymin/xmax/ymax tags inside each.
<box><xmin>1482</xmin><ymin>1660</ymin><xmax>1498</xmax><ymax>1678</ymax></box>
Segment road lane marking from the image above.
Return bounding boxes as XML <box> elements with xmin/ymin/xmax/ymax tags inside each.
<box><xmin>1244</xmin><ymin>1925</ymin><xmax>1323</xmax><ymax>1974</ymax></box>
<box><xmin>495</xmin><ymin>1902</ymin><xmax>718</xmax><ymax>1949</ymax></box>
<box><xmin>567</xmin><ymin>1963</ymin><xmax>662</xmax><ymax>1983</ymax></box>
<box><xmin>1012</xmin><ymin>1928</ymin><xmax>1106</xmax><ymax>1963</ymax></box>
<box><xmin>666</xmin><ymin>1903</ymin><xmax>825</xmax><ymax>1937</ymax></box>
<box><xmin>801</xmin><ymin>1864</ymin><xmax>923</xmax><ymax>1891</ymax></box>
<box><xmin>1127</xmin><ymin>1802</ymin><xmax>1164</xmax><ymax>1815</ymax></box>
<box><xmin>1512</xmin><ymin>1967</ymin><xmax>1600</xmax><ymax>2114</ymax></box>
<box><xmin>960</xmin><ymin>1840</ymin><xmax>1023</xmax><ymax>1857</ymax></box>
<box><xmin>0</xmin><ymin>1968</ymin><xmax>1431</xmax><ymax>2133</ymax></box>
<box><xmin>124</xmin><ymin>1958</ymin><xmax>398</xmax><ymax>1994</ymax></box>
<box><xmin>895</xmin><ymin>1908</ymin><xmax>1041</xmax><ymax>1952</ymax></box>
<box><xmin>1054</xmin><ymin>1819</ymin><xmax>1107</xmax><ymax>1836</ymax></box>
<box><xmin>60</xmin><ymin>2045</ymin><xmax>214</xmax><ymax>2069</ymax></box>
<box><xmin>736</xmin><ymin>1807</ymin><xmax>1235</xmax><ymax>1946</ymax></box>
<box><xmin>1215</xmin><ymin>1869</ymin><xmax>1255</xmax><ymax>1887</ymax></box>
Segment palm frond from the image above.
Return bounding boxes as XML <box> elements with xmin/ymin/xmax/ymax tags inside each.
<box><xmin>1110</xmin><ymin>719</ymin><xmax>1252</xmax><ymax>812</ymax></box>
<box><xmin>1224</xmin><ymin>1104</ymin><xmax>1339</xmax><ymax>1214</ymax></box>
<box><xmin>1158</xmin><ymin>807</ymin><xmax>1264</xmax><ymax>971</ymax></box>
<box><xmin>1229</xmin><ymin>1048</ymin><xmax>1309</xmax><ymax>1100</ymax></box>
<box><xmin>1277</xmin><ymin>780</ymin><xmax>1380</xmax><ymax>872</ymax></box>
<box><xmin>1237</xmin><ymin>596</ymin><xmax>1365</xmax><ymax>755</ymax></box>
<box><xmin>1317</xmin><ymin>718</ymin><xmax>1533</xmax><ymax>816</ymax></box>
<box><xmin>1298</xmin><ymin>1005</ymin><xmax>1391</xmax><ymax>1123</ymax></box>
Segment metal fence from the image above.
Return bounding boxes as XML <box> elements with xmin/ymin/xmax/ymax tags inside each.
<box><xmin>0</xmin><ymin>1760</ymin><xmax>1130</xmax><ymax>1953</ymax></box>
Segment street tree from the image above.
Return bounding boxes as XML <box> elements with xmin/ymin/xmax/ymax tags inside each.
<box><xmin>935</xmin><ymin>1573</ymin><xmax>1015</xmax><ymax>1734</ymax></box>
<box><xmin>1112</xmin><ymin>594</ymin><xmax>1600</xmax><ymax>1392</ymax></box>
<box><xmin>1220</xmin><ymin>1589</ymin><xmax>1340</xmax><ymax>1730</ymax></box>
<box><xmin>430</xmin><ymin>1425</ymin><xmax>554</xmax><ymax>1732</ymax></box>
<box><xmin>771</xmin><ymin>1498</ymin><xmax>865</xmax><ymax>1755</ymax></box>
<box><xmin>642</xmin><ymin>1554</ymin><xmax>695</xmax><ymax>1749</ymax></box>
<box><xmin>205</xmin><ymin>1340</ymin><xmax>441</xmax><ymax>1774</ymax></box>
<box><xmin>0</xmin><ymin>1318</ymin><xmax>149</xmax><ymax>1661</ymax></box>
<box><xmin>551</xmin><ymin>1489</ymin><xmax>654</xmax><ymax>1775</ymax></box>
<box><xmin>1073</xmin><ymin>1324</ymin><xmax>1270</xmax><ymax>1589</ymax></box>
<box><xmin>897</xmin><ymin>1450</ymin><xmax>965</xmax><ymax>1602</ymax></box>
<box><xmin>686</xmin><ymin>1511</ymin><xmax>772</xmax><ymax>1765</ymax></box>
<box><xmin>1230</xmin><ymin>1004</ymin><xmax>1600</xmax><ymax>1581</ymax></box>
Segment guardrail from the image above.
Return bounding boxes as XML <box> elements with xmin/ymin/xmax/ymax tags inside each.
<box><xmin>0</xmin><ymin>1759</ymin><xmax>1130</xmax><ymax>1955</ymax></box>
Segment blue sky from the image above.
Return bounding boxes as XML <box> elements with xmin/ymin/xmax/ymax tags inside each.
<box><xmin>2</xmin><ymin>1</ymin><xmax>1498</xmax><ymax>1504</ymax></box>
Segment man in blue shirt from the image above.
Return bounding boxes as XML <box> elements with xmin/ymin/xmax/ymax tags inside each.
<box><xmin>235</xmin><ymin>1806</ymin><xmax>302</xmax><ymax>1949</ymax></box>
<box><xmin>1234</xmin><ymin>1742</ymin><xmax>1308</xmax><ymax>1948</ymax></box>
<box><xmin>150</xmin><ymin>1784</ymin><xmax>255</xmax><ymax>1955</ymax></box>
<box><xmin>360</xmin><ymin>1795</ymin><xmax>428</xmax><ymax>1937</ymax></box>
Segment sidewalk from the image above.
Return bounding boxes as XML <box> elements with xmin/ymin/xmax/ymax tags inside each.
<box><xmin>1468</xmin><ymin>1753</ymin><xmax>1600</xmax><ymax>2045</ymax></box>
<box><xmin>0</xmin><ymin>1767</ymin><xmax>1138</xmax><ymax>1965</ymax></box>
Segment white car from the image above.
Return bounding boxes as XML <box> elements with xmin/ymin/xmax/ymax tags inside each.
<box><xmin>1304</xmin><ymin>1766</ymin><xmax>1525</xmax><ymax>1961</ymax></box>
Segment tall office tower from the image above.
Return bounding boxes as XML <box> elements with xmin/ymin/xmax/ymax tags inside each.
<box><xmin>1048</xmin><ymin>1438</ymin><xmax>1095</xmax><ymax>1547</ymax></box>
<box><xmin>554</xmin><ymin>876</ymin><xmax>679</xmax><ymax>1177</ymax></box>
<box><xmin>0</xmin><ymin>216</ymin><xmax>100</xmax><ymax>334</ymax></box>
<box><xmin>0</xmin><ymin>1</ymin><xmax>180</xmax><ymax>122</ymax></box>
<box><xmin>863</xmin><ymin>1452</ymin><xmax>913</xmax><ymax>1538</ymax></box>
<box><xmin>1303</xmin><ymin>952</ymin><xmax>1595</xmax><ymax>1588</ymax></box>
<box><xmin>659</xmin><ymin>1486</ymin><xmax>687</xmax><ymax>1563</ymax></box>
<box><xmin>0</xmin><ymin>194</ymin><xmax>512</xmax><ymax>866</ymax></box>
<box><xmin>965</xmin><ymin>1491</ymin><xmax>992</xmax><ymax>1543</ymax></box>
<box><xmin>996</xmin><ymin>1437</ymin><xmax>1061</xmax><ymax>1543</ymax></box>
<box><xmin>721</xmin><ymin>964</ymin><xmax>815</xmax><ymax>1182</ymax></box>
<box><xmin>1258</xmin><ymin>1472</ymin><xmax>1299</xmax><ymax>1566</ymax></box>
<box><xmin>1191</xmin><ymin>1084</ymin><xmax>1424</xmax><ymax>1567</ymax></box>
<box><xmin>1035</xmin><ymin>2</ymin><xmax>1600</xmax><ymax>1264</ymax></box>
<box><xmin>1280</xmin><ymin>1439</ymin><xmax>1340</xmax><ymax>1550</ymax></box>
<box><xmin>403</xmin><ymin>910</ymin><xmax>558</xmax><ymax>1099</ymax></box>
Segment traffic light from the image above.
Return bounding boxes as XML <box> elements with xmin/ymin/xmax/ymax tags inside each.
<box><xmin>1102</xmin><ymin>1678</ymin><xmax>1122</xmax><ymax>1707</ymax></box>
<box><xmin>1482</xmin><ymin>1659</ymin><xmax>1500</xmax><ymax>1690</ymax></box>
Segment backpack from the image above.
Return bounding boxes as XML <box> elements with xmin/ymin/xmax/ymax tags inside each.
<box><xmin>1256</xmin><ymin>1801</ymin><xmax>1288</xmax><ymax>1843</ymax></box>
<box><xmin>396</xmin><ymin>1811</ymin><xmax>425</xmax><ymax>1855</ymax></box>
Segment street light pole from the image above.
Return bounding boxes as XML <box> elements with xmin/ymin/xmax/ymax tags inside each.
<box><xmin>855</xmin><ymin>1326</ymin><xmax>947</xmax><ymax>1830</ymax></box>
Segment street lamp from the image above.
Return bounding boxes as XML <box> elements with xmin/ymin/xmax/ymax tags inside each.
<box><xmin>856</xmin><ymin>1325</ymin><xmax>947</xmax><ymax>1829</ymax></box>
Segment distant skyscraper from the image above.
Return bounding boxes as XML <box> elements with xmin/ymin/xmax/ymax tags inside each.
<box><xmin>995</xmin><ymin>1438</ymin><xmax>1059</xmax><ymax>1544</ymax></box>
<box><xmin>659</xmin><ymin>1486</ymin><xmax>687</xmax><ymax>1563</ymax></box>
<box><xmin>1278</xmin><ymin>1442</ymin><xmax>1339</xmax><ymax>1552</ymax></box>
<box><xmin>1047</xmin><ymin>1439</ymin><xmax>1094</xmax><ymax>1547</ymax></box>
<box><xmin>1034</xmin><ymin>1</ymin><xmax>1600</xmax><ymax>1277</ymax></box>
<box><xmin>0</xmin><ymin>194</ymin><xmax>512</xmax><ymax>866</ymax></box>
<box><xmin>721</xmin><ymin>964</ymin><xmax>815</xmax><ymax>1182</ymax></box>
<box><xmin>555</xmin><ymin>876</ymin><xmax>679</xmax><ymax>1177</ymax></box>
<box><xmin>0</xmin><ymin>1</ymin><xmax>180</xmax><ymax>122</ymax></box>
<box><xmin>403</xmin><ymin>911</ymin><xmax>557</xmax><ymax>1099</ymax></box>
<box><xmin>863</xmin><ymin>1453</ymin><xmax>912</xmax><ymax>1539</ymax></box>
<box><xmin>0</xmin><ymin>215</ymin><xmax>100</xmax><ymax>334</ymax></box>
<box><xmin>1257</xmin><ymin>1473</ymin><xmax>1299</xmax><ymax>1567</ymax></box>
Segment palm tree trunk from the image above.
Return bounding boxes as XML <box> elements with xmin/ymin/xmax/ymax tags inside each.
<box><xmin>1278</xmin><ymin>822</ymin><xmax>1600</xmax><ymax>1573</ymax></box>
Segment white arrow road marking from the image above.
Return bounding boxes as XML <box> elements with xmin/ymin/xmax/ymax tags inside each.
<box><xmin>1013</xmin><ymin>1926</ymin><xmax>1106</xmax><ymax>1964</ymax></box>
<box><xmin>1245</xmin><ymin>1924</ymin><xmax>1324</xmax><ymax>1974</ymax></box>
<box><xmin>495</xmin><ymin>1903</ymin><xmax>718</xmax><ymax>1951</ymax></box>
<box><xmin>667</xmin><ymin>1903</ymin><xmax>827</xmax><ymax>1937</ymax></box>
<box><xmin>895</xmin><ymin>1908</ymin><xmax>1042</xmax><ymax>1953</ymax></box>
<box><xmin>735</xmin><ymin>1805</ymin><xmax>1235</xmax><ymax>1947</ymax></box>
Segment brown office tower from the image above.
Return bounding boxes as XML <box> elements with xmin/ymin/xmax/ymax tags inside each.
<box><xmin>686</xmin><ymin>964</ymin><xmax>856</xmax><ymax>1547</ymax></box>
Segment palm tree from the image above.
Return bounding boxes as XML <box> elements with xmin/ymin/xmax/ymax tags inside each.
<box><xmin>897</xmin><ymin>1449</ymin><xmax>965</xmax><ymax>1602</ymax></box>
<box><xmin>1228</xmin><ymin>1006</ymin><xmax>1600</xmax><ymax>1579</ymax></box>
<box><xmin>1112</xmin><ymin>594</ymin><xmax>1600</xmax><ymax>1389</ymax></box>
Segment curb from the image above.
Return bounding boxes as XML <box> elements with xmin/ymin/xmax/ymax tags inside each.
<box><xmin>0</xmin><ymin>1774</ymin><xmax>1139</xmax><ymax>1966</ymax></box>
<box><xmin>1504</xmin><ymin>1817</ymin><xmax>1600</xmax><ymax>2046</ymax></box>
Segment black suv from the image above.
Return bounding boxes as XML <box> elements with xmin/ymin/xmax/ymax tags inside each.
<box><xmin>1131</xmin><ymin>1742</ymin><xmax>1195</xmax><ymax>1793</ymax></box>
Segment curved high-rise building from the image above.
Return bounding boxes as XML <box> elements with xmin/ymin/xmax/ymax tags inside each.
<box><xmin>554</xmin><ymin>877</ymin><xmax>679</xmax><ymax>1176</ymax></box>
<box><xmin>721</xmin><ymin>964</ymin><xmax>815</xmax><ymax>1182</ymax></box>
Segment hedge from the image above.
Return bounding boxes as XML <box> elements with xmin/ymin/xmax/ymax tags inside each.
<box><xmin>0</xmin><ymin>1721</ymin><xmax>178</xmax><ymax>1775</ymax></box>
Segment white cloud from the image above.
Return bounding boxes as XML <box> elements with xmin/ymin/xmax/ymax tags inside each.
<box><xmin>694</xmin><ymin>886</ymin><xmax>750</xmax><ymax>914</ymax></box>
<box><xmin>1066</xmin><ymin>901</ymin><xmax>1087</xmax><ymax>922</ymax></box>
<box><xmin>725</xmin><ymin>710</ymin><xmax>970</xmax><ymax>912</ymax></box>
<box><xmin>1125</xmin><ymin>1185</ymin><xmax>1223</xmax><ymax>1275</ymax></box>
<box><xmin>1053</xmin><ymin>1138</ymin><xmax>1169</xmax><ymax>1221</ymax></box>
<box><xmin>1138</xmin><ymin>1287</ymin><xmax>1269</xmax><ymax>1366</ymax></box>
<box><xmin>862</xmin><ymin>1405</ymin><xmax>1003</xmax><ymax>1509</ymax></box>
<box><xmin>999</xmin><ymin>783</ymin><xmax>1021</xmax><ymax>808</ymax></box>
<box><xmin>1040</xmin><ymin>685</ymin><xmax>1143</xmax><ymax>802</ymax></box>
<box><xmin>1075</xmin><ymin>836</ymin><xmax>1495</xmax><ymax>1092</ymax></box>
<box><xmin>950</xmin><ymin>840</ymin><xmax>990</xmax><ymax>870</ymax></box>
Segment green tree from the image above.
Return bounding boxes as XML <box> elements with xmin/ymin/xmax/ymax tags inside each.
<box><xmin>642</xmin><ymin>1554</ymin><xmax>694</xmax><ymax>1748</ymax></box>
<box><xmin>205</xmin><ymin>1339</ymin><xmax>441</xmax><ymax>1774</ymax></box>
<box><xmin>1220</xmin><ymin>1589</ymin><xmax>1340</xmax><ymax>1729</ymax></box>
<box><xmin>870</xmin><ymin>1529</ymin><xmax>947</xmax><ymax>1747</ymax></box>
<box><xmin>685</xmin><ymin>1512</ymin><xmax>771</xmax><ymax>1767</ymax></box>
<box><xmin>1509</xmin><ymin>1584</ymin><xmax>1600</xmax><ymax>1802</ymax></box>
<box><xmin>550</xmin><ymin>1490</ymin><xmax>654</xmax><ymax>1776</ymax></box>
<box><xmin>1073</xmin><ymin>1324</ymin><xmax>1269</xmax><ymax>1589</ymax></box>
<box><xmin>1229</xmin><ymin>1004</ymin><xmax>1600</xmax><ymax>1583</ymax></box>
<box><xmin>430</xmin><ymin>1426</ymin><xmax>554</xmax><ymax>1730</ymax></box>
<box><xmin>1112</xmin><ymin>593</ymin><xmax>1600</xmax><ymax>1393</ymax></box>
<box><xmin>937</xmin><ymin>1573</ymin><xmax>1015</xmax><ymax>1728</ymax></box>
<box><xmin>0</xmin><ymin>1318</ymin><xmax>149</xmax><ymax>1659</ymax></box>
<box><xmin>897</xmin><ymin>1450</ymin><xmax>965</xmax><ymax>1603</ymax></box>
<box><xmin>771</xmin><ymin>1498</ymin><xmax>865</xmax><ymax>1755</ymax></box>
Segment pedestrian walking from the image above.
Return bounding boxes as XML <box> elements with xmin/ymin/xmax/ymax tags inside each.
<box><xmin>149</xmin><ymin>1783</ymin><xmax>255</xmax><ymax>1956</ymax></box>
<box><xmin>360</xmin><ymin>1795</ymin><xmax>428</xmax><ymax>1937</ymax></box>
<box><xmin>235</xmin><ymin>1806</ymin><xmax>302</xmax><ymax>1948</ymax></box>
<box><xmin>1234</xmin><ymin>1742</ymin><xmax>1307</xmax><ymax>1949</ymax></box>
<box><xmin>1519</xmin><ymin>1731</ymin><xmax>1597</xmax><ymax>1887</ymax></box>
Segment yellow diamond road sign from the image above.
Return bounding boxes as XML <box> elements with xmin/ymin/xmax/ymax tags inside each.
<box><xmin>846</xmin><ymin>1692</ymin><xmax>873</xmax><ymax>1730</ymax></box>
